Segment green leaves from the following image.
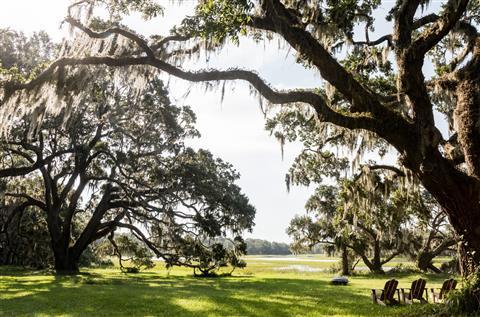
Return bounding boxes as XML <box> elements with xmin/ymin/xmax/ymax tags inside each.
<box><xmin>179</xmin><ymin>0</ymin><xmax>253</xmax><ymax>44</ymax></box>
<box><xmin>96</xmin><ymin>0</ymin><xmax>163</xmax><ymax>21</ymax></box>
<box><xmin>0</xmin><ymin>60</ymin><xmax>255</xmax><ymax>272</ymax></box>
<box><xmin>0</xmin><ymin>29</ymin><xmax>54</xmax><ymax>82</ymax></box>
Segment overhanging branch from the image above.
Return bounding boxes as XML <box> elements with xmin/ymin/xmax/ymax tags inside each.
<box><xmin>3</xmin><ymin>54</ymin><xmax>382</xmax><ymax>134</ymax></box>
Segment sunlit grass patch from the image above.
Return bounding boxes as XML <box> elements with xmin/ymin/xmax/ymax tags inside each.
<box><xmin>0</xmin><ymin>257</ymin><xmax>456</xmax><ymax>317</ymax></box>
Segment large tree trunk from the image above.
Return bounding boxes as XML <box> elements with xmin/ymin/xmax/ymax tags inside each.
<box><xmin>340</xmin><ymin>244</ymin><xmax>350</xmax><ymax>276</ymax></box>
<box><xmin>355</xmin><ymin>241</ymin><xmax>384</xmax><ymax>274</ymax></box>
<box><xmin>51</xmin><ymin>237</ymin><xmax>81</xmax><ymax>274</ymax></box>
<box><xmin>48</xmin><ymin>212</ymin><xmax>81</xmax><ymax>274</ymax></box>
<box><xmin>364</xmin><ymin>259</ymin><xmax>384</xmax><ymax>274</ymax></box>
<box><xmin>416</xmin><ymin>151</ymin><xmax>480</xmax><ymax>276</ymax></box>
<box><xmin>452</xmin><ymin>77</ymin><xmax>480</xmax><ymax>275</ymax></box>
<box><xmin>411</xmin><ymin>70</ymin><xmax>480</xmax><ymax>275</ymax></box>
<box><xmin>416</xmin><ymin>235</ymin><xmax>456</xmax><ymax>273</ymax></box>
<box><xmin>370</xmin><ymin>240</ymin><xmax>384</xmax><ymax>274</ymax></box>
<box><xmin>426</xmin><ymin>188</ymin><xmax>480</xmax><ymax>276</ymax></box>
<box><xmin>53</xmin><ymin>250</ymin><xmax>80</xmax><ymax>274</ymax></box>
<box><xmin>417</xmin><ymin>251</ymin><xmax>442</xmax><ymax>273</ymax></box>
<box><xmin>457</xmin><ymin>239</ymin><xmax>478</xmax><ymax>277</ymax></box>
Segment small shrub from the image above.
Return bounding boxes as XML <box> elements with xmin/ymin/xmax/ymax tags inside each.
<box><xmin>443</xmin><ymin>270</ymin><xmax>480</xmax><ymax>315</ymax></box>
<box><xmin>400</xmin><ymin>303</ymin><xmax>449</xmax><ymax>317</ymax></box>
<box><xmin>94</xmin><ymin>258</ymin><xmax>114</xmax><ymax>267</ymax></box>
<box><xmin>123</xmin><ymin>267</ymin><xmax>140</xmax><ymax>274</ymax></box>
<box><xmin>327</xmin><ymin>263</ymin><xmax>341</xmax><ymax>274</ymax></box>
<box><xmin>440</xmin><ymin>257</ymin><xmax>460</xmax><ymax>274</ymax></box>
<box><xmin>388</xmin><ymin>263</ymin><xmax>420</xmax><ymax>274</ymax></box>
<box><xmin>83</xmin><ymin>278</ymin><xmax>98</xmax><ymax>285</ymax></box>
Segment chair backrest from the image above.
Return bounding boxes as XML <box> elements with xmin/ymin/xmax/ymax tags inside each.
<box><xmin>410</xmin><ymin>278</ymin><xmax>427</xmax><ymax>299</ymax></box>
<box><xmin>380</xmin><ymin>279</ymin><xmax>399</xmax><ymax>300</ymax></box>
<box><xmin>440</xmin><ymin>279</ymin><xmax>457</xmax><ymax>298</ymax></box>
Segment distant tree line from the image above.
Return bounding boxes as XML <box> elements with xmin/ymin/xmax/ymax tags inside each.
<box><xmin>245</xmin><ymin>239</ymin><xmax>291</xmax><ymax>255</ymax></box>
<box><xmin>245</xmin><ymin>238</ymin><xmax>321</xmax><ymax>255</ymax></box>
<box><xmin>210</xmin><ymin>237</ymin><xmax>327</xmax><ymax>255</ymax></box>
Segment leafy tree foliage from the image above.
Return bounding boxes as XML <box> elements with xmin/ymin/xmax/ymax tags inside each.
<box><xmin>0</xmin><ymin>28</ymin><xmax>55</xmax><ymax>77</ymax></box>
<box><xmin>0</xmin><ymin>32</ymin><xmax>255</xmax><ymax>272</ymax></box>
<box><xmin>0</xmin><ymin>30</ymin><xmax>55</xmax><ymax>268</ymax></box>
<box><xmin>288</xmin><ymin>172</ymin><xmax>456</xmax><ymax>274</ymax></box>
<box><xmin>96</xmin><ymin>233</ymin><xmax>155</xmax><ymax>273</ymax></box>
<box><xmin>288</xmin><ymin>173</ymin><xmax>420</xmax><ymax>274</ymax></box>
<box><xmin>0</xmin><ymin>184</ymin><xmax>104</xmax><ymax>269</ymax></box>
<box><xmin>0</xmin><ymin>191</ymin><xmax>52</xmax><ymax>268</ymax></box>
<box><xmin>245</xmin><ymin>238</ymin><xmax>291</xmax><ymax>255</ymax></box>
<box><xmin>0</xmin><ymin>77</ymin><xmax>254</xmax><ymax>273</ymax></box>
<box><xmin>2</xmin><ymin>0</ymin><xmax>480</xmax><ymax>273</ymax></box>
<box><xmin>160</xmin><ymin>236</ymin><xmax>248</xmax><ymax>276</ymax></box>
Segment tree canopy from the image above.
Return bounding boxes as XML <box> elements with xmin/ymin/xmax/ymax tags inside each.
<box><xmin>0</xmin><ymin>29</ymin><xmax>255</xmax><ymax>273</ymax></box>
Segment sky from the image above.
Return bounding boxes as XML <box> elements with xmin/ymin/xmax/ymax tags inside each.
<box><xmin>0</xmin><ymin>0</ymin><xmax>447</xmax><ymax>243</ymax></box>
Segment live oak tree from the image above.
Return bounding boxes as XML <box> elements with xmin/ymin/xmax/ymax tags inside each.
<box><xmin>287</xmin><ymin>170</ymin><xmax>419</xmax><ymax>274</ymax></box>
<box><xmin>0</xmin><ymin>75</ymin><xmax>255</xmax><ymax>273</ymax></box>
<box><xmin>1</xmin><ymin>0</ymin><xmax>480</xmax><ymax>272</ymax></box>
<box><xmin>0</xmin><ymin>30</ymin><xmax>99</xmax><ymax>268</ymax></box>
<box><xmin>287</xmin><ymin>185</ymin><xmax>356</xmax><ymax>276</ymax></box>
<box><xmin>271</xmin><ymin>96</ymin><xmax>456</xmax><ymax>274</ymax></box>
<box><xmin>0</xmin><ymin>194</ymin><xmax>104</xmax><ymax>269</ymax></box>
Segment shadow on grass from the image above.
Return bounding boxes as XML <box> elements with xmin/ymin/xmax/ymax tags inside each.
<box><xmin>0</xmin><ymin>266</ymin><xmax>425</xmax><ymax>317</ymax></box>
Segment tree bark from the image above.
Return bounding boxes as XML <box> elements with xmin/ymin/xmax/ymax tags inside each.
<box><xmin>48</xmin><ymin>210</ymin><xmax>83</xmax><ymax>274</ymax></box>
<box><xmin>354</xmin><ymin>245</ymin><xmax>384</xmax><ymax>274</ymax></box>
<box><xmin>341</xmin><ymin>244</ymin><xmax>350</xmax><ymax>276</ymax></box>
<box><xmin>420</xmin><ymin>171</ymin><xmax>480</xmax><ymax>275</ymax></box>
<box><xmin>370</xmin><ymin>240</ymin><xmax>384</xmax><ymax>274</ymax></box>
<box><xmin>417</xmin><ymin>251</ymin><xmax>442</xmax><ymax>273</ymax></box>
<box><xmin>53</xmin><ymin>250</ymin><xmax>80</xmax><ymax>274</ymax></box>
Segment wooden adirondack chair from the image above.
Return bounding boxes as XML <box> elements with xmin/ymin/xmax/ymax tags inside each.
<box><xmin>401</xmin><ymin>278</ymin><xmax>428</xmax><ymax>304</ymax></box>
<box><xmin>430</xmin><ymin>279</ymin><xmax>457</xmax><ymax>303</ymax></box>
<box><xmin>372</xmin><ymin>279</ymin><xmax>400</xmax><ymax>305</ymax></box>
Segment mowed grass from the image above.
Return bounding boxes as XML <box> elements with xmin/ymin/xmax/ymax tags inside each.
<box><xmin>0</xmin><ymin>256</ymin><xmax>456</xmax><ymax>317</ymax></box>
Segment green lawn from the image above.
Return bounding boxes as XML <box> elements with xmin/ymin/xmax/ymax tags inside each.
<box><xmin>0</xmin><ymin>256</ymin><xmax>457</xmax><ymax>317</ymax></box>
